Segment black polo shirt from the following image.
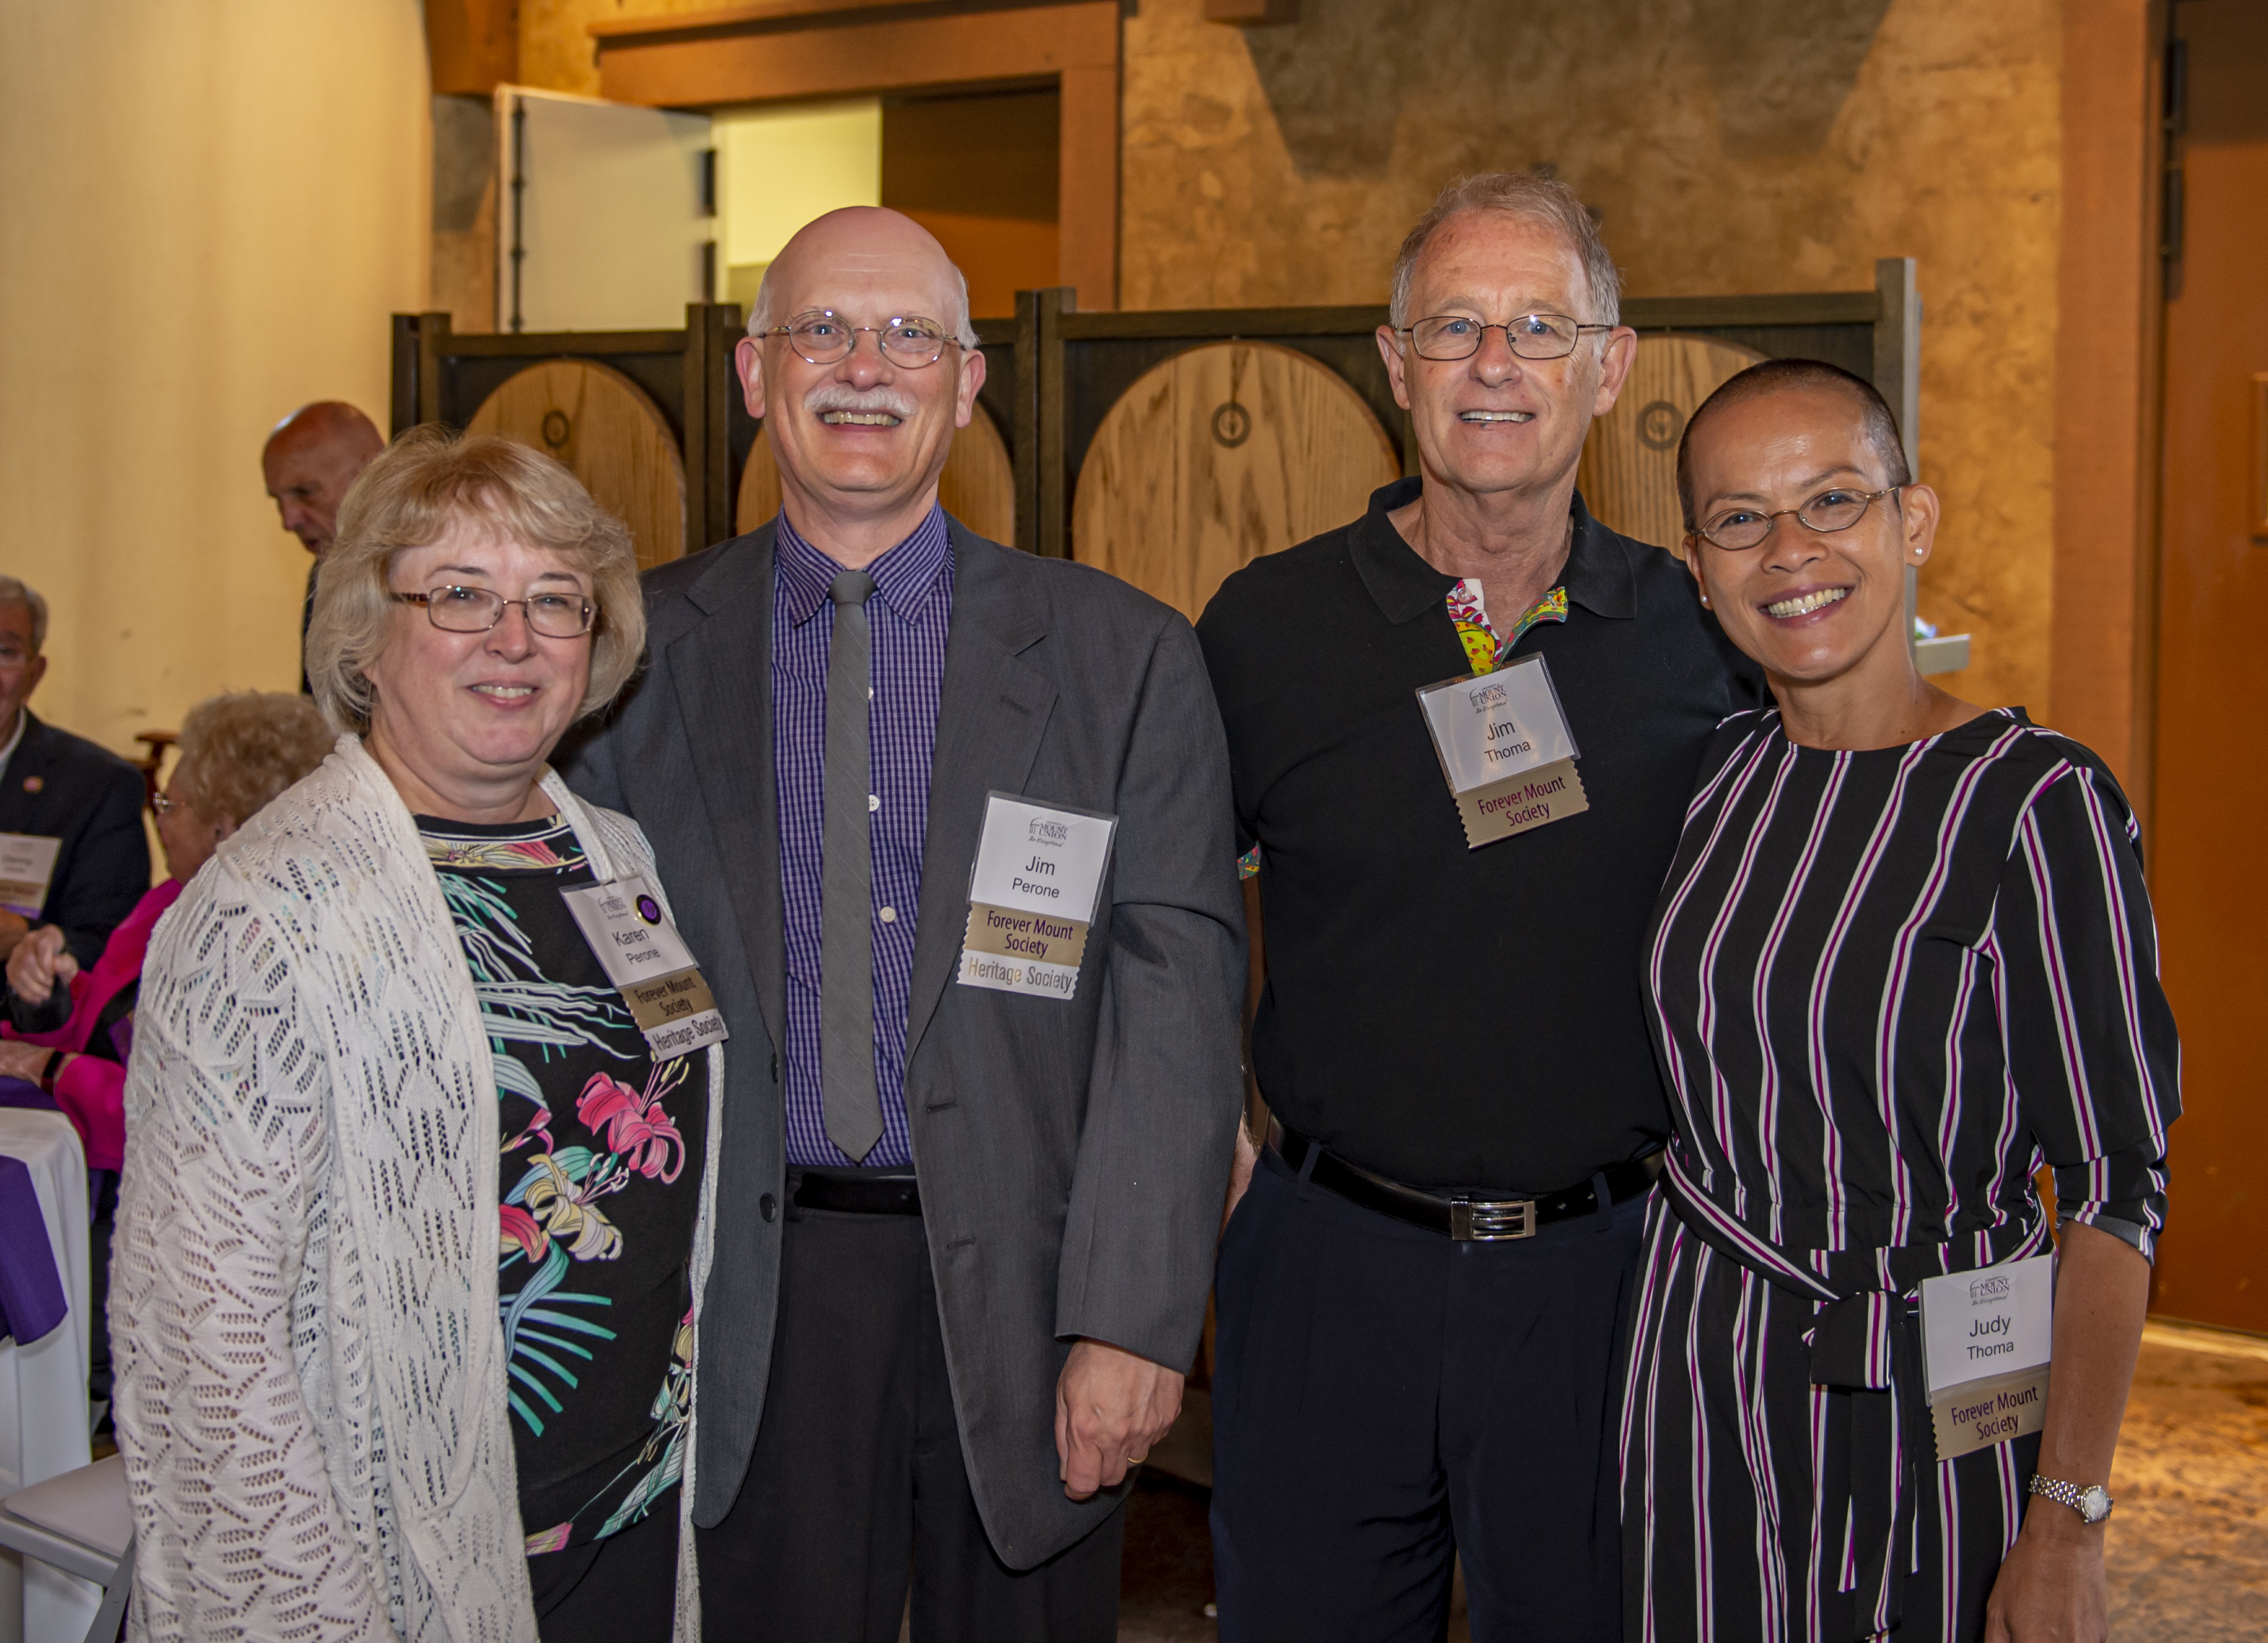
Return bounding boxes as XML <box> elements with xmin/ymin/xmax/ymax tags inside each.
<box><xmin>1196</xmin><ymin>478</ymin><xmax>1764</xmax><ymax>1192</ymax></box>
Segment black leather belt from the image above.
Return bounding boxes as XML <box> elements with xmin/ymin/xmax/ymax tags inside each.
<box><xmin>1268</xmin><ymin>1119</ymin><xmax>1662</xmax><ymax>1241</ymax></box>
<box><xmin>789</xmin><ymin>1166</ymin><xmax>922</xmax><ymax>1215</ymax></box>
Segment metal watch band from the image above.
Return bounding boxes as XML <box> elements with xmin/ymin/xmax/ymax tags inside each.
<box><xmin>2028</xmin><ymin>1474</ymin><xmax>2113</xmax><ymax>1523</ymax></box>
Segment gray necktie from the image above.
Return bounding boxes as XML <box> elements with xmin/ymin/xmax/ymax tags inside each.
<box><xmin>821</xmin><ymin>568</ymin><xmax>883</xmax><ymax>1163</ymax></box>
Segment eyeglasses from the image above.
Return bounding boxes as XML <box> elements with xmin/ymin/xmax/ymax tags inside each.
<box><xmin>395</xmin><ymin>585</ymin><xmax>596</xmax><ymax>637</ymax></box>
<box><xmin>150</xmin><ymin>792</ymin><xmax>180</xmax><ymax>816</ymax></box>
<box><xmin>1692</xmin><ymin>487</ymin><xmax>1904</xmax><ymax>552</ymax></box>
<box><xmin>758</xmin><ymin>310</ymin><xmax>961</xmax><ymax>368</ymax></box>
<box><xmin>1397</xmin><ymin>313</ymin><xmax>1613</xmax><ymax>362</ymax></box>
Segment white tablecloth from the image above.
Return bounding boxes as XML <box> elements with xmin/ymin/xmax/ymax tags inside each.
<box><xmin>0</xmin><ymin>1109</ymin><xmax>96</xmax><ymax>1643</ymax></box>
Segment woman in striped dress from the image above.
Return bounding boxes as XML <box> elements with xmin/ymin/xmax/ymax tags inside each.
<box><xmin>1622</xmin><ymin>360</ymin><xmax>2178</xmax><ymax>1643</ymax></box>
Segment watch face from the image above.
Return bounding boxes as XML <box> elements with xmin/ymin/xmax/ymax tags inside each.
<box><xmin>2080</xmin><ymin>1485</ymin><xmax>2112</xmax><ymax>1524</ymax></box>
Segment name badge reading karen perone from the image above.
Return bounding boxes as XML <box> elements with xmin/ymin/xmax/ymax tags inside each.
<box><xmin>957</xmin><ymin>793</ymin><xmax>1117</xmax><ymax>1000</ymax></box>
<box><xmin>1415</xmin><ymin>654</ymin><xmax>1587</xmax><ymax>849</ymax></box>
<box><xmin>559</xmin><ymin>875</ymin><xmax>729</xmax><ymax>1060</ymax></box>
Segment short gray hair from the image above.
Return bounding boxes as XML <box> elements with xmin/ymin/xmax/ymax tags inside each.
<box><xmin>1390</xmin><ymin>171</ymin><xmax>1624</xmax><ymax>330</ymax></box>
<box><xmin>746</xmin><ymin>260</ymin><xmax>981</xmax><ymax>351</ymax></box>
<box><xmin>0</xmin><ymin>578</ymin><xmax>49</xmax><ymax>654</ymax></box>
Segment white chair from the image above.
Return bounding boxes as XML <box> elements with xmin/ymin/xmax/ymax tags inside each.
<box><xmin>0</xmin><ymin>1457</ymin><xmax>131</xmax><ymax>1643</ymax></box>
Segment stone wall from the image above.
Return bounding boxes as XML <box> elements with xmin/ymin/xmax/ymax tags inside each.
<box><xmin>1121</xmin><ymin>0</ymin><xmax>2061</xmax><ymax>711</ymax></box>
<box><xmin>515</xmin><ymin>0</ymin><xmax>2062</xmax><ymax>709</ymax></box>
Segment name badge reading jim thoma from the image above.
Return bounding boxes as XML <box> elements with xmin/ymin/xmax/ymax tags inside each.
<box><xmin>959</xmin><ymin>793</ymin><xmax>1117</xmax><ymax>1000</ymax></box>
<box><xmin>1919</xmin><ymin>1255</ymin><xmax>2054</xmax><ymax>1461</ymax></box>
<box><xmin>559</xmin><ymin>875</ymin><xmax>729</xmax><ymax>1060</ymax></box>
<box><xmin>1416</xmin><ymin>654</ymin><xmax>1587</xmax><ymax>849</ymax></box>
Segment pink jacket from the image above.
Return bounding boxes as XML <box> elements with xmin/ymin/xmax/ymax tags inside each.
<box><xmin>5</xmin><ymin>877</ymin><xmax>180</xmax><ymax>1171</ymax></box>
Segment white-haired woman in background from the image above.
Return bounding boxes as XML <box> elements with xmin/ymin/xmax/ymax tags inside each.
<box><xmin>112</xmin><ymin>429</ymin><xmax>725</xmax><ymax>1642</ymax></box>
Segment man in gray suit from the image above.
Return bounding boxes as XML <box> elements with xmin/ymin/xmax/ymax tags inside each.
<box><xmin>561</xmin><ymin>206</ymin><xmax>1244</xmax><ymax>1640</ymax></box>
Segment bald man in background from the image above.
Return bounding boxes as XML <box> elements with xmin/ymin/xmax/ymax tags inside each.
<box><xmin>263</xmin><ymin>400</ymin><xmax>383</xmax><ymax>691</ymax></box>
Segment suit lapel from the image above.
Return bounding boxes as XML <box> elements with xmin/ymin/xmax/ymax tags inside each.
<box><xmin>905</xmin><ymin>529</ymin><xmax>1056</xmax><ymax>1062</ymax></box>
<box><xmin>669</xmin><ymin>528</ymin><xmax>789</xmax><ymax>1050</ymax></box>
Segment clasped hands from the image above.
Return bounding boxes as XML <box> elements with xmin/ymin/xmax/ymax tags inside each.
<box><xmin>1053</xmin><ymin>1338</ymin><xmax>1184</xmax><ymax>1501</ymax></box>
<box><xmin>0</xmin><ymin>926</ymin><xmax>74</xmax><ymax>1083</ymax></box>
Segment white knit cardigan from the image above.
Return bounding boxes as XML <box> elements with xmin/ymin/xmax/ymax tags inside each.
<box><xmin>111</xmin><ymin>738</ymin><xmax>723</xmax><ymax>1642</ymax></box>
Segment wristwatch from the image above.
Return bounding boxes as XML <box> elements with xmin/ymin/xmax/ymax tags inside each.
<box><xmin>2028</xmin><ymin>1475</ymin><xmax>2113</xmax><ymax>1524</ymax></box>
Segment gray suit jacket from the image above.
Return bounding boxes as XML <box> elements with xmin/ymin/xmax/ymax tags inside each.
<box><xmin>558</xmin><ymin>518</ymin><xmax>1245</xmax><ymax>1567</ymax></box>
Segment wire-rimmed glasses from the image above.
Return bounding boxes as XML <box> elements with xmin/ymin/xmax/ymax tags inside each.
<box><xmin>758</xmin><ymin>310</ymin><xmax>961</xmax><ymax>368</ymax></box>
<box><xmin>1692</xmin><ymin>487</ymin><xmax>1903</xmax><ymax>552</ymax></box>
<box><xmin>395</xmin><ymin>585</ymin><xmax>596</xmax><ymax>637</ymax></box>
<box><xmin>1397</xmin><ymin>313</ymin><xmax>1614</xmax><ymax>362</ymax></box>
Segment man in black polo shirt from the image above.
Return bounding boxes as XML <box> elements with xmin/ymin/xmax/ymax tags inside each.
<box><xmin>1197</xmin><ymin>172</ymin><xmax>1762</xmax><ymax>1642</ymax></box>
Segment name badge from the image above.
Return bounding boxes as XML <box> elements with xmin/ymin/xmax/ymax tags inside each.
<box><xmin>1918</xmin><ymin>1254</ymin><xmax>2054</xmax><ymax>1460</ymax></box>
<box><xmin>0</xmin><ymin>833</ymin><xmax>61</xmax><ymax>919</ymax></box>
<box><xmin>958</xmin><ymin>792</ymin><xmax>1116</xmax><ymax>1001</ymax></box>
<box><xmin>559</xmin><ymin>875</ymin><xmax>729</xmax><ymax>1060</ymax></box>
<box><xmin>1414</xmin><ymin>655</ymin><xmax>1588</xmax><ymax>848</ymax></box>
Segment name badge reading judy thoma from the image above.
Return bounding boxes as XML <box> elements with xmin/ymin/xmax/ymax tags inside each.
<box><xmin>559</xmin><ymin>876</ymin><xmax>729</xmax><ymax>1060</ymax></box>
<box><xmin>1416</xmin><ymin>654</ymin><xmax>1587</xmax><ymax>849</ymax></box>
<box><xmin>1918</xmin><ymin>1255</ymin><xmax>2054</xmax><ymax>1461</ymax></box>
<box><xmin>958</xmin><ymin>792</ymin><xmax>1117</xmax><ymax>1000</ymax></box>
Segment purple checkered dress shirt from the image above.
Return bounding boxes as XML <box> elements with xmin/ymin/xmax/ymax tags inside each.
<box><xmin>774</xmin><ymin>506</ymin><xmax>953</xmax><ymax>1168</ymax></box>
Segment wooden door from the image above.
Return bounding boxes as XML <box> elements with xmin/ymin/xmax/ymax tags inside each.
<box><xmin>2147</xmin><ymin>0</ymin><xmax>2268</xmax><ymax>1332</ymax></box>
<box><xmin>1577</xmin><ymin>334</ymin><xmax>1765</xmax><ymax>552</ymax></box>
<box><xmin>467</xmin><ymin>360</ymin><xmax>688</xmax><ymax>572</ymax></box>
<box><xmin>1070</xmin><ymin>341</ymin><xmax>1399</xmax><ymax>622</ymax></box>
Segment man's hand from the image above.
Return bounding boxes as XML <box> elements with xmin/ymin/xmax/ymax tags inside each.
<box><xmin>0</xmin><ymin>1039</ymin><xmax>60</xmax><ymax>1083</ymax></box>
<box><xmin>6</xmin><ymin>925</ymin><xmax>74</xmax><ymax>1003</ymax></box>
<box><xmin>1983</xmin><ymin>1507</ymin><xmax>2108</xmax><ymax>1642</ymax></box>
<box><xmin>1054</xmin><ymin>1339</ymin><xmax>1184</xmax><ymax>1501</ymax></box>
<box><xmin>1221</xmin><ymin>1119</ymin><xmax>1258</xmax><ymax>1235</ymax></box>
<box><xmin>0</xmin><ymin>910</ymin><xmax>32</xmax><ymax>964</ymax></box>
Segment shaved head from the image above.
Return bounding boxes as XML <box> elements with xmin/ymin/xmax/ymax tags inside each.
<box><xmin>748</xmin><ymin>206</ymin><xmax>977</xmax><ymax>349</ymax></box>
<box><xmin>1677</xmin><ymin>361</ymin><xmax>1908</xmax><ymax>530</ymax></box>
<box><xmin>264</xmin><ymin>401</ymin><xmax>384</xmax><ymax>555</ymax></box>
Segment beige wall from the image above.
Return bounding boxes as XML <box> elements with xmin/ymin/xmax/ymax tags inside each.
<box><xmin>0</xmin><ymin>0</ymin><xmax>430</xmax><ymax>760</ymax></box>
<box><xmin>1121</xmin><ymin>0</ymin><xmax>2062</xmax><ymax>714</ymax></box>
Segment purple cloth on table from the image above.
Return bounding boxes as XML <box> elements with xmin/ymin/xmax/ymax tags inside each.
<box><xmin>0</xmin><ymin>1074</ymin><xmax>55</xmax><ymax>1112</ymax></box>
<box><xmin>0</xmin><ymin>1152</ymin><xmax>67</xmax><ymax>1345</ymax></box>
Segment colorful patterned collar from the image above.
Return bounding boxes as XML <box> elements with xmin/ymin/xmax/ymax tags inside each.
<box><xmin>1447</xmin><ymin>582</ymin><xmax>1569</xmax><ymax>675</ymax></box>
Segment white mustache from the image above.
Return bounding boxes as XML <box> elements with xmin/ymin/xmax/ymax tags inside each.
<box><xmin>803</xmin><ymin>384</ymin><xmax>918</xmax><ymax>419</ymax></box>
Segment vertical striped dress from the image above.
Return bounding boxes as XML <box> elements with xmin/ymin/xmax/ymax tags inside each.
<box><xmin>1622</xmin><ymin>707</ymin><xmax>2179</xmax><ymax>1642</ymax></box>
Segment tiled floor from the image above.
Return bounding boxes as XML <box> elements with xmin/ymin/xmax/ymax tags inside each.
<box><xmin>1118</xmin><ymin>1323</ymin><xmax>2268</xmax><ymax>1642</ymax></box>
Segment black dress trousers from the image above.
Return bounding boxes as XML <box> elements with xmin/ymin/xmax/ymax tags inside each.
<box><xmin>696</xmin><ymin>1177</ymin><xmax>1125</xmax><ymax>1643</ymax></box>
<box><xmin>1210</xmin><ymin>1145</ymin><xmax>1647</xmax><ymax>1643</ymax></box>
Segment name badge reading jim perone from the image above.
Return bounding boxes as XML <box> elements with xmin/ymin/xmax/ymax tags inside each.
<box><xmin>959</xmin><ymin>794</ymin><xmax>1117</xmax><ymax>1000</ymax></box>
<box><xmin>1416</xmin><ymin>654</ymin><xmax>1587</xmax><ymax>849</ymax></box>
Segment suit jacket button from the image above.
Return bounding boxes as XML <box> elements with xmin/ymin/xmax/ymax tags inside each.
<box><xmin>760</xmin><ymin>1192</ymin><xmax>778</xmax><ymax>1223</ymax></box>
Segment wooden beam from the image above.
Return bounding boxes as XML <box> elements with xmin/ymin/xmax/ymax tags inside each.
<box><xmin>592</xmin><ymin>1</ymin><xmax>1121</xmax><ymax>310</ymax></box>
<box><xmin>1204</xmin><ymin>0</ymin><xmax>1299</xmax><ymax>21</ymax></box>
<box><xmin>425</xmin><ymin>0</ymin><xmax>517</xmax><ymax>97</ymax></box>
<box><xmin>2050</xmin><ymin>0</ymin><xmax>2168</xmax><ymax>807</ymax></box>
<box><xmin>590</xmin><ymin>0</ymin><xmax>943</xmax><ymax>39</ymax></box>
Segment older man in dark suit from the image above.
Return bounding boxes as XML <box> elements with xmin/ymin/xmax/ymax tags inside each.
<box><xmin>561</xmin><ymin>207</ymin><xmax>1245</xmax><ymax>1642</ymax></box>
<box><xmin>0</xmin><ymin>578</ymin><xmax>148</xmax><ymax>969</ymax></box>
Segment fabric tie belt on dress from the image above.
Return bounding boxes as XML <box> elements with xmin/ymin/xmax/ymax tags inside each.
<box><xmin>1659</xmin><ymin>1150</ymin><xmax>2051</xmax><ymax>1640</ymax></box>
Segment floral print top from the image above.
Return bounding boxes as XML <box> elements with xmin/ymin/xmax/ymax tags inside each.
<box><xmin>1235</xmin><ymin>579</ymin><xmax>1569</xmax><ymax>881</ymax></box>
<box><xmin>419</xmin><ymin>813</ymin><xmax>707</xmax><ymax>1558</ymax></box>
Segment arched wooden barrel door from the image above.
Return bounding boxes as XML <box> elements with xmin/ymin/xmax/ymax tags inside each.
<box><xmin>1577</xmin><ymin>334</ymin><xmax>1768</xmax><ymax>554</ymax></box>
<box><xmin>466</xmin><ymin>360</ymin><xmax>688</xmax><ymax>571</ymax></box>
<box><xmin>736</xmin><ymin>401</ymin><xmax>1016</xmax><ymax>544</ymax></box>
<box><xmin>1072</xmin><ymin>342</ymin><xmax>1401</xmax><ymax>622</ymax></box>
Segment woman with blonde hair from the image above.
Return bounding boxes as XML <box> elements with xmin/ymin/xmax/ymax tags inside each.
<box><xmin>111</xmin><ymin>427</ymin><xmax>725</xmax><ymax>1641</ymax></box>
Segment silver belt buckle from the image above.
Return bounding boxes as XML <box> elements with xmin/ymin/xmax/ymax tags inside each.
<box><xmin>1449</xmin><ymin>1196</ymin><xmax>1537</xmax><ymax>1241</ymax></box>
